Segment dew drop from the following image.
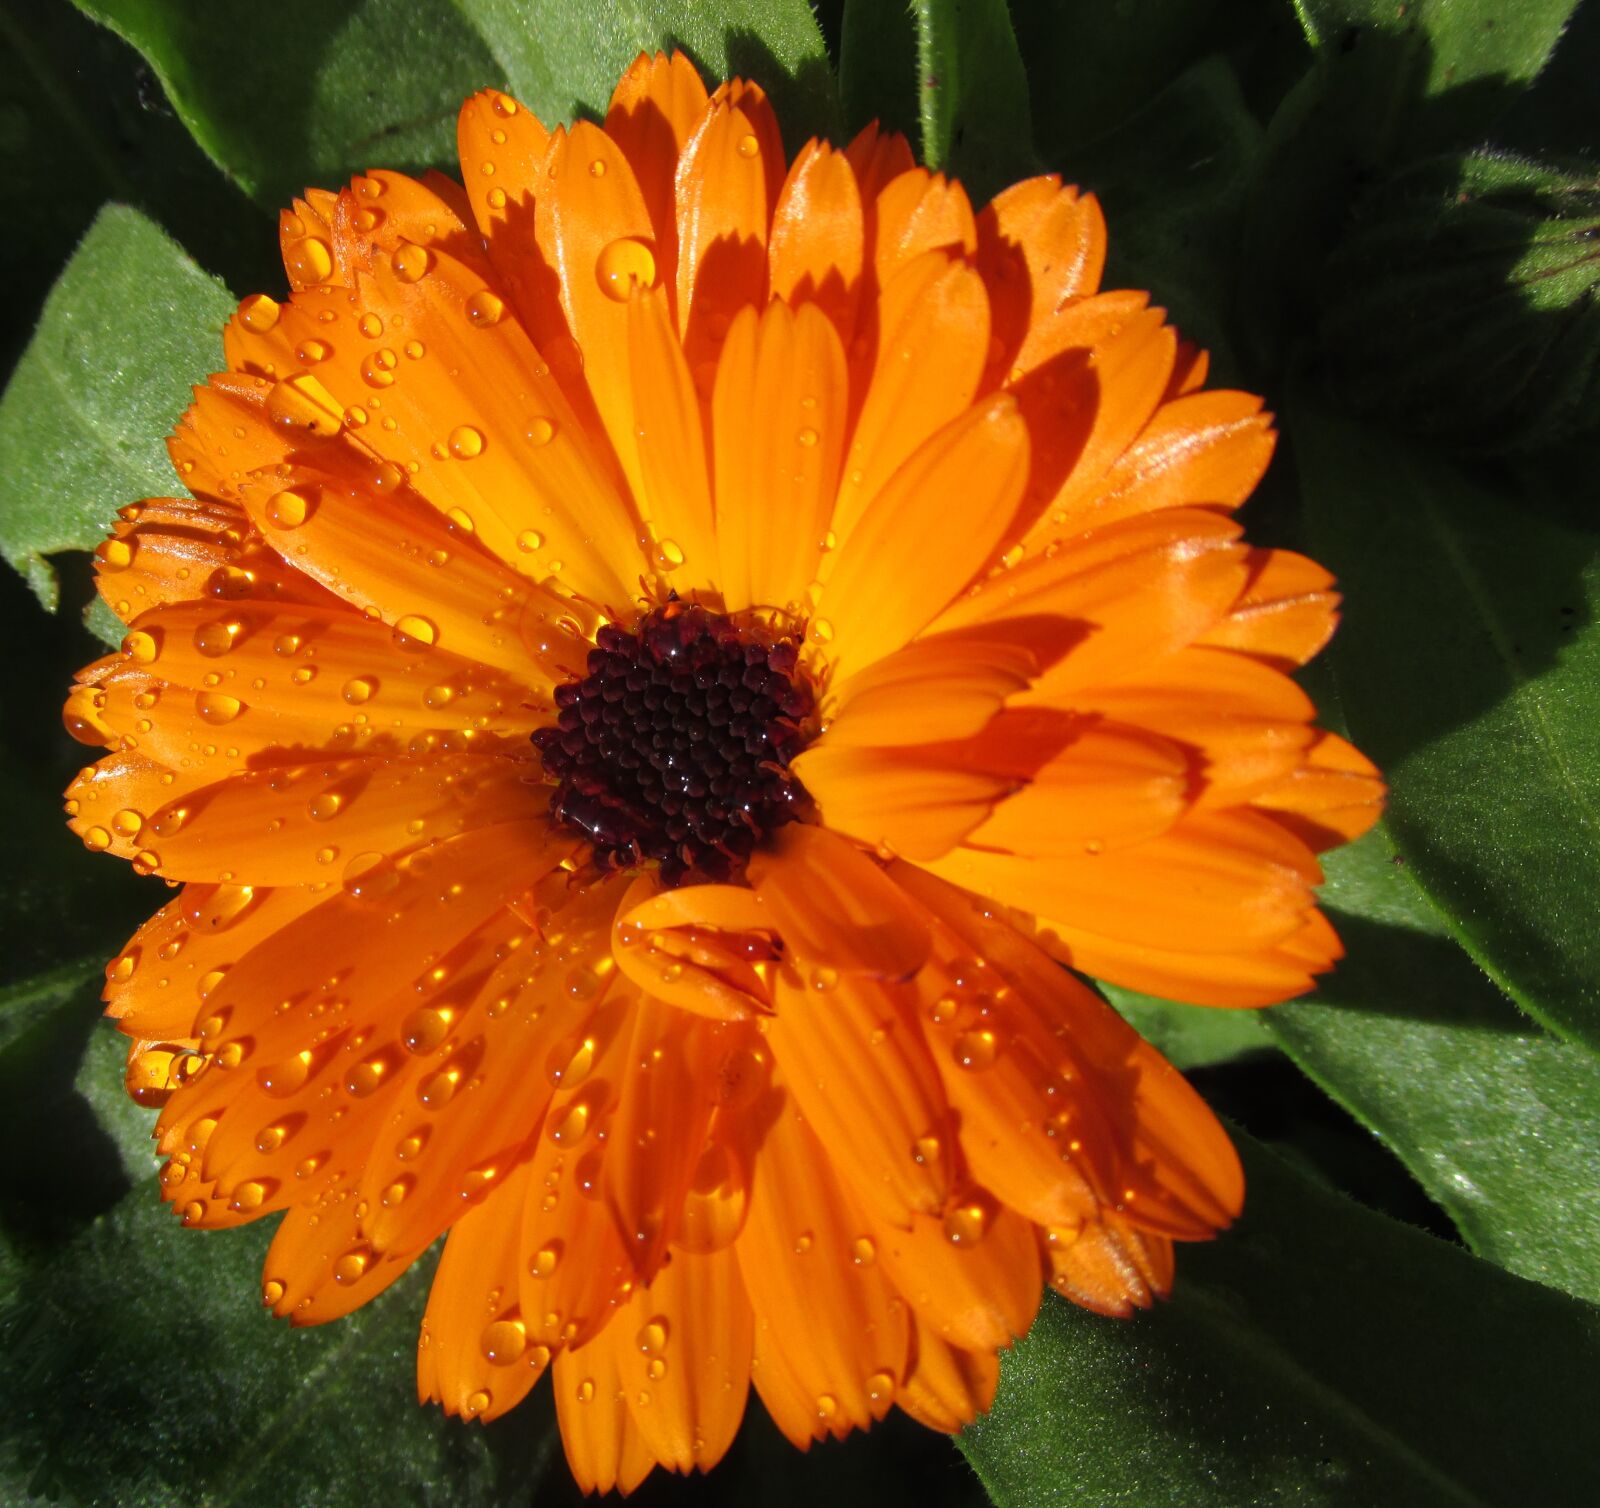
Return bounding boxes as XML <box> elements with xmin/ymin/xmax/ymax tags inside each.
<box><xmin>343</xmin><ymin>851</ymin><xmax>400</xmax><ymax>900</ymax></box>
<box><xmin>287</xmin><ymin>237</ymin><xmax>333</xmax><ymax>283</ymax></box>
<box><xmin>333</xmin><ymin>1248</ymin><xmax>370</xmax><ymax>1284</ymax></box>
<box><xmin>867</xmin><ymin>1370</ymin><xmax>895</xmax><ymax>1404</ymax></box>
<box><xmin>654</xmin><ymin>538</ymin><xmax>684</xmax><ymax>571</ymax></box>
<box><xmin>83</xmin><ymin>826</ymin><xmax>112</xmax><ymax>852</ymax></box>
<box><xmin>595</xmin><ymin>237</ymin><xmax>657</xmax><ymax>301</ymax></box>
<box><xmin>943</xmin><ymin>1198</ymin><xmax>992</xmax><ymax>1246</ymax></box>
<box><xmin>121</xmin><ymin>628</ymin><xmax>159</xmax><ymax>664</ymax></box>
<box><xmin>576</xmin><ymin>1378</ymin><xmax>596</xmax><ymax>1404</ymax></box>
<box><xmin>392</xmin><ymin>241</ymin><xmax>431</xmax><ymax>283</ymax></box>
<box><xmin>636</xmin><ymin>1319</ymin><xmax>668</xmax><ymax>1354</ymax></box>
<box><xmin>793</xmin><ymin>1230</ymin><xmax>814</xmax><ymax>1255</ymax></box>
<box><xmin>238</xmin><ymin>294</ymin><xmax>281</xmax><ymax>332</ymax></box>
<box><xmin>737</xmin><ymin>133</ymin><xmax>760</xmax><ymax>159</ymax></box>
<box><xmin>195</xmin><ymin>691</ymin><xmax>243</xmax><ymax>725</ymax></box>
<box><xmin>262</xmin><ymin>1278</ymin><xmax>285</xmax><ymax>1306</ymax></box>
<box><xmin>308</xmin><ymin>792</ymin><xmax>343</xmax><ymax>822</ymax></box>
<box><xmin>448</xmin><ymin>425</ymin><xmax>485</xmax><ymax>459</ymax></box>
<box><xmin>482</xmin><ymin>1319</ymin><xmax>527</xmax><ymax>1365</ymax></box>
<box><xmin>524</xmin><ymin>417</ymin><xmax>556</xmax><ymax>446</ymax></box>
<box><xmin>95</xmin><ymin>537</ymin><xmax>134</xmax><ymax>572</ymax></box>
<box><xmin>953</xmin><ymin>1028</ymin><xmax>999</xmax><ymax>1071</ymax></box>
<box><xmin>851</xmin><ymin>1236</ymin><xmax>877</xmax><ymax>1266</ymax></box>
<box><xmin>465</xmin><ymin>290</ymin><xmax>506</xmax><ymax>327</ymax></box>
<box><xmin>530</xmin><ymin>1243</ymin><xmax>561</xmax><ymax>1279</ymax></box>
<box><xmin>809</xmin><ymin>618</ymin><xmax>834</xmax><ymax>645</ymax></box>
<box><xmin>401</xmin><ymin>1005</ymin><xmax>450</xmax><ymax>1055</ymax></box>
<box><xmin>342</xmin><ymin>676</ymin><xmax>375</xmax><ymax>705</ymax></box>
<box><xmin>393</xmin><ymin>614</ymin><xmax>438</xmax><ymax>648</ymax></box>
<box><xmin>296</xmin><ymin>338</ymin><xmax>330</xmax><ymax>364</ymax></box>
<box><xmin>815</xmin><ymin>1393</ymin><xmax>837</xmax><ymax>1419</ymax></box>
<box><xmin>516</xmin><ymin>528</ymin><xmax>545</xmax><ymax>552</ymax></box>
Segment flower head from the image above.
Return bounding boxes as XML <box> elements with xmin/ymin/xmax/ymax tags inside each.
<box><xmin>66</xmin><ymin>52</ymin><xmax>1382</xmax><ymax>1492</ymax></box>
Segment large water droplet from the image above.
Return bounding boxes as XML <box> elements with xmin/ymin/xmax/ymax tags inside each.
<box><xmin>595</xmin><ymin>238</ymin><xmax>657</xmax><ymax>301</ymax></box>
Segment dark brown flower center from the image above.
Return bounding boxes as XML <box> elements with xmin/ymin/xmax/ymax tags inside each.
<box><xmin>533</xmin><ymin>602</ymin><xmax>815</xmax><ymax>884</ymax></box>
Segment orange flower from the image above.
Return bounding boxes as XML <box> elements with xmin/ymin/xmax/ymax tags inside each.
<box><xmin>65</xmin><ymin>53</ymin><xmax>1382</xmax><ymax>1492</ymax></box>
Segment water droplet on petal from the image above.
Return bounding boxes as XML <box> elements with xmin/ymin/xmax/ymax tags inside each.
<box><xmin>465</xmin><ymin>290</ymin><xmax>506</xmax><ymax>327</ymax></box>
<box><xmin>595</xmin><ymin>237</ymin><xmax>657</xmax><ymax>301</ymax></box>
<box><xmin>482</xmin><ymin>1318</ymin><xmax>527</xmax><ymax>1364</ymax></box>
<box><xmin>392</xmin><ymin>241</ymin><xmax>431</xmax><ymax>283</ymax></box>
<box><xmin>524</xmin><ymin>417</ymin><xmax>556</xmax><ymax>446</ymax></box>
<box><xmin>448</xmin><ymin>425</ymin><xmax>485</xmax><ymax>459</ymax></box>
<box><xmin>195</xmin><ymin>691</ymin><xmax>243</xmax><ymax>725</ymax></box>
<box><xmin>393</xmin><ymin>614</ymin><xmax>438</xmax><ymax>648</ymax></box>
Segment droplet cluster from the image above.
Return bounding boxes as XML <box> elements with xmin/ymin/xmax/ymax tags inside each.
<box><xmin>534</xmin><ymin>603</ymin><xmax>814</xmax><ymax>884</ymax></box>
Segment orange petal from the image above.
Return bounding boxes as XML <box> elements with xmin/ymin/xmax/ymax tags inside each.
<box><xmin>675</xmin><ymin>96</ymin><xmax>770</xmax><ymax>375</ymax></box>
<box><xmin>823</xmin><ymin>636</ymin><xmax>1035</xmax><ymax>748</ymax></box>
<box><xmin>1199</xmin><ymin>546</ymin><xmax>1340</xmax><ymax>669</ymax></box>
<box><xmin>552</xmin><ymin>1342</ymin><xmax>660</xmax><ymax>1495</ymax></box>
<box><xmin>1065</xmin><ymin>389</ymin><xmax>1277</xmax><ymax>536</ymax></box>
<box><xmin>458</xmin><ymin>87</ymin><xmax>550</xmax><ymax>244</ymax></box>
<box><xmin>711</xmin><ymin>300</ymin><xmax>846</xmax><ymax>613</ymax></box>
<box><xmin>873</xmin><ymin>170</ymin><xmax>978</xmax><ymax>290</ymax></box>
<box><xmin>418</xmin><ymin>1159</ymin><xmax>550</xmax><ymax>1421</ymax></box>
<box><xmin>734</xmin><ymin>1094</ymin><xmax>912</xmax><ymax>1443</ymax></box>
<box><xmin>92</xmin><ymin>600</ymin><xmax>548</xmax><ymax>773</ymax></box>
<box><xmin>629</xmin><ymin>285</ymin><xmax>718</xmax><ymax>595</ymax></box>
<box><xmin>133</xmin><ymin>753</ymin><xmax>539</xmax><ymax>885</ymax></box>
<box><xmin>765</xmin><ymin>971</ymin><xmax>953</xmax><ymax>1223</ymax></box>
<box><xmin>748</xmin><ymin>823</ymin><xmax>929</xmax><ymax>978</ymax></box>
<box><xmin>828</xmin><ymin>252</ymin><xmax>991</xmax><ymax>550</ymax></box>
<box><xmin>1252</xmin><ymin>731</ymin><xmax>1385</xmax><ymax>850</ymax></box>
<box><xmin>606</xmin><ymin>51</ymin><xmax>711</xmax><ymax>297</ymax></box>
<box><xmin>864</xmin><ymin>1203</ymin><xmax>1042</xmax><ymax>1351</ymax></box>
<box><xmin>565</xmin><ymin>1240</ymin><xmax>754</xmax><ymax>1477</ymax></box>
<box><xmin>897</xmin><ymin>1326</ymin><xmax>1000</xmax><ymax>1433</ymax></box>
<box><xmin>932</xmin><ymin>508</ymin><xmax>1249</xmax><ymax>697</ymax></box>
<box><xmin>769</xmin><ymin>140</ymin><xmax>866</xmax><ymax>346</ymax></box>
<box><xmin>815</xmin><ymin>395</ymin><xmax>1029</xmax><ymax>681</ymax></box>
<box><xmin>978</xmin><ymin>177</ymin><xmax>1106</xmax><ymax>371</ymax></box>
<box><xmin>929</xmin><ymin>806</ymin><xmax>1318</xmax><ymax>958</ymax></box>
<box><xmin>601</xmin><ymin>1000</ymin><xmax>721</xmax><ymax>1277</ymax></box>
<box><xmin>270</xmin><ymin>248</ymin><xmax>644</xmax><ymax>606</ymax></box>
<box><xmin>1047</xmin><ymin>1216</ymin><xmax>1174</xmax><ymax>1316</ymax></box>
<box><xmin>541</xmin><ymin>120</ymin><xmax>660</xmax><ymax>504</ymax></box>
<box><xmin>235</xmin><ymin>453</ymin><xmax>580</xmax><ymax>680</ymax></box>
<box><xmin>101</xmin><ymin>883</ymin><xmax>326</xmax><ymax>1040</ymax></box>
<box><xmin>166</xmin><ymin>374</ymin><xmax>286</xmax><ymax>506</ymax></box>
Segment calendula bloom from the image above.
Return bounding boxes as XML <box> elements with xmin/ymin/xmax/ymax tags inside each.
<box><xmin>65</xmin><ymin>52</ymin><xmax>1382</xmax><ymax>1492</ymax></box>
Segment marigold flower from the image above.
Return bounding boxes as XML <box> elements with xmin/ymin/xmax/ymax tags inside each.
<box><xmin>65</xmin><ymin>52</ymin><xmax>1383</xmax><ymax>1492</ymax></box>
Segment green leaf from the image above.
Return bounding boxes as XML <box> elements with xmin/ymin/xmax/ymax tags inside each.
<box><xmin>960</xmin><ymin>1132</ymin><xmax>1600</xmax><ymax>1507</ymax></box>
<box><xmin>1065</xmin><ymin>57</ymin><xmax>1264</xmax><ymax>374</ymax></box>
<box><xmin>1294</xmin><ymin>0</ymin><xmax>1581</xmax><ymax>148</ymax></box>
<box><xmin>838</xmin><ymin>0</ymin><xmax>920</xmax><ymax>145</ymax></box>
<box><xmin>74</xmin><ymin>0</ymin><xmax>504</xmax><ymax>210</ymax></box>
<box><xmin>1011</xmin><ymin>0</ymin><xmax>1232</xmax><ymax>159</ymax></box>
<box><xmin>1101</xmin><ymin>982</ymin><xmax>1270</xmax><ymax>1072</ymax></box>
<box><xmin>1295</xmin><ymin>402</ymin><xmax>1600</xmax><ymax>1054</ymax></box>
<box><xmin>0</xmin><ymin>205</ymin><xmax>234</xmax><ymax>611</ymax></box>
<box><xmin>904</xmin><ymin>0</ymin><xmax>1035</xmax><ymax>200</ymax></box>
<box><xmin>0</xmin><ymin>0</ymin><xmax>270</xmax><ymax>356</ymax></box>
<box><xmin>1264</xmin><ymin>821</ymin><xmax>1600</xmax><ymax>1304</ymax></box>
<box><xmin>454</xmin><ymin>0</ymin><xmax>840</xmax><ymax>151</ymax></box>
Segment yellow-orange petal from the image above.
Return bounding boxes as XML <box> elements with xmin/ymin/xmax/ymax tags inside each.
<box><xmin>1046</xmin><ymin>1215</ymin><xmax>1174</xmax><ymax>1316</ymax></box>
<box><xmin>872</xmin><ymin>170</ymin><xmax>978</xmax><ymax>291</ymax></box>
